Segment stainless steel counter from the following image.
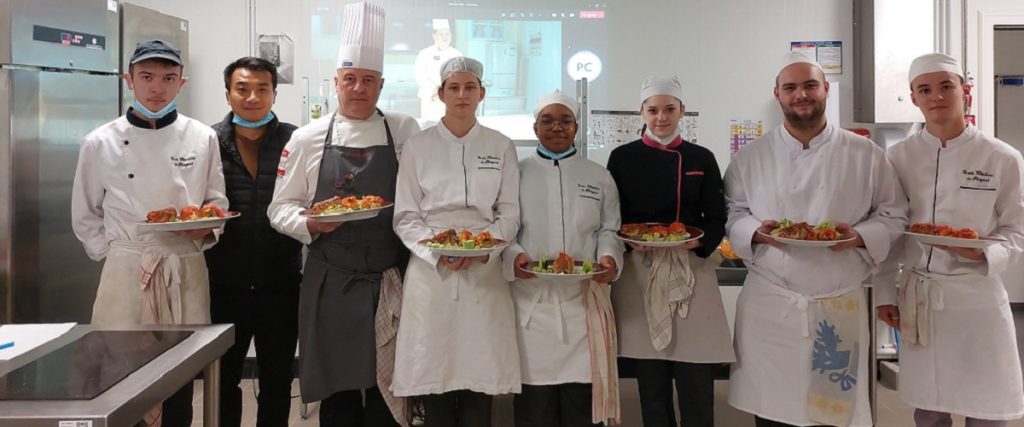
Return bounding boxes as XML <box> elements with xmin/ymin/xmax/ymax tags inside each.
<box><xmin>0</xmin><ymin>324</ymin><xmax>233</xmax><ymax>427</ymax></box>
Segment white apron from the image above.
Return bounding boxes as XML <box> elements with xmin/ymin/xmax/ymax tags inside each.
<box><xmin>513</xmin><ymin>276</ymin><xmax>591</xmax><ymax>385</ymax></box>
<box><xmin>728</xmin><ymin>276</ymin><xmax>872</xmax><ymax>426</ymax></box>
<box><xmin>898</xmin><ymin>271</ymin><xmax>1024</xmax><ymax>420</ymax></box>
<box><xmin>92</xmin><ymin>238</ymin><xmax>210</xmax><ymax>327</ymax></box>
<box><xmin>613</xmin><ymin>251</ymin><xmax>734</xmax><ymax>362</ymax></box>
<box><xmin>392</xmin><ymin>254</ymin><xmax>520</xmax><ymax>396</ymax></box>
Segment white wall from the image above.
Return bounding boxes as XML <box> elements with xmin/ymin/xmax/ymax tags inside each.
<box><xmin>128</xmin><ymin>0</ymin><xmax>862</xmax><ymax>171</ymax></box>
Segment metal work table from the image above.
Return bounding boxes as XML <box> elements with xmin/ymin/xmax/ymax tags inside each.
<box><xmin>0</xmin><ymin>324</ymin><xmax>234</xmax><ymax>427</ymax></box>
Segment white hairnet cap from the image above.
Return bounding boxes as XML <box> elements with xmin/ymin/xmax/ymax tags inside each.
<box><xmin>640</xmin><ymin>75</ymin><xmax>683</xmax><ymax>105</ymax></box>
<box><xmin>909</xmin><ymin>52</ymin><xmax>963</xmax><ymax>85</ymax></box>
<box><xmin>432</xmin><ymin>19</ymin><xmax>450</xmax><ymax>31</ymax></box>
<box><xmin>439</xmin><ymin>56</ymin><xmax>483</xmax><ymax>83</ymax></box>
<box><xmin>336</xmin><ymin>2</ymin><xmax>385</xmax><ymax>72</ymax></box>
<box><xmin>534</xmin><ymin>90</ymin><xmax>579</xmax><ymax>119</ymax></box>
<box><xmin>778</xmin><ymin>51</ymin><xmax>823</xmax><ymax>76</ymax></box>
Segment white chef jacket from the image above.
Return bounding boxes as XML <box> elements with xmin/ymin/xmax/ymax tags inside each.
<box><xmin>268</xmin><ymin>111</ymin><xmax>421</xmax><ymax>244</ymax></box>
<box><xmin>875</xmin><ymin>124</ymin><xmax>1024</xmax><ymax>420</ymax></box>
<box><xmin>414</xmin><ymin>45</ymin><xmax>464</xmax><ymax>99</ymax></box>
<box><xmin>724</xmin><ymin>123</ymin><xmax>908</xmax><ymax>296</ymax></box>
<box><xmin>71</xmin><ymin>113</ymin><xmax>228</xmax><ymax>260</ymax></box>
<box><xmin>724</xmin><ymin>122</ymin><xmax>907</xmax><ymax>426</ymax></box>
<box><xmin>391</xmin><ymin>121</ymin><xmax>522</xmax><ymax>396</ymax></box>
<box><xmin>501</xmin><ymin>151</ymin><xmax>624</xmax><ymax>385</ymax></box>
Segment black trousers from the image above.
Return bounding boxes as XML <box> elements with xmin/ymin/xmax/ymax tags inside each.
<box><xmin>514</xmin><ymin>383</ymin><xmax>601</xmax><ymax>427</ymax></box>
<box><xmin>158</xmin><ymin>380</ymin><xmax>194</xmax><ymax>427</ymax></box>
<box><xmin>421</xmin><ymin>390</ymin><xmax>494</xmax><ymax>427</ymax></box>
<box><xmin>319</xmin><ymin>386</ymin><xmax>399</xmax><ymax>427</ymax></box>
<box><xmin>632</xmin><ymin>358</ymin><xmax>715</xmax><ymax>427</ymax></box>
<box><xmin>210</xmin><ymin>283</ymin><xmax>300</xmax><ymax>427</ymax></box>
<box><xmin>754</xmin><ymin>416</ymin><xmax>829</xmax><ymax>427</ymax></box>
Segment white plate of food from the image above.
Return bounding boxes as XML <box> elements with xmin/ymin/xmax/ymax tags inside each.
<box><xmin>616</xmin><ymin>223</ymin><xmax>703</xmax><ymax>248</ymax></box>
<box><xmin>139</xmin><ymin>205</ymin><xmax>238</xmax><ymax>232</ymax></box>
<box><xmin>419</xmin><ymin>229</ymin><xmax>508</xmax><ymax>257</ymax></box>
<box><xmin>301</xmin><ymin>195</ymin><xmax>392</xmax><ymax>223</ymax></box>
<box><xmin>904</xmin><ymin>232</ymin><xmax>1005</xmax><ymax>249</ymax></box>
<box><xmin>520</xmin><ymin>253</ymin><xmax>606</xmax><ymax>281</ymax></box>
<box><xmin>761</xmin><ymin>219</ymin><xmax>852</xmax><ymax>247</ymax></box>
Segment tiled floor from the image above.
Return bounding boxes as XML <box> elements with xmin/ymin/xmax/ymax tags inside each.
<box><xmin>187</xmin><ymin>311</ymin><xmax>1024</xmax><ymax>426</ymax></box>
<box><xmin>187</xmin><ymin>378</ymin><xmax>1024</xmax><ymax>426</ymax></box>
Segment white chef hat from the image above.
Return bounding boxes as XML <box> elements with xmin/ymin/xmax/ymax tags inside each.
<box><xmin>908</xmin><ymin>52</ymin><xmax>964</xmax><ymax>85</ymax></box>
<box><xmin>336</xmin><ymin>2</ymin><xmax>385</xmax><ymax>72</ymax></box>
<box><xmin>533</xmin><ymin>90</ymin><xmax>579</xmax><ymax>120</ymax></box>
<box><xmin>440</xmin><ymin>56</ymin><xmax>483</xmax><ymax>83</ymax></box>
<box><xmin>640</xmin><ymin>75</ymin><xmax>683</xmax><ymax>105</ymax></box>
<box><xmin>432</xmin><ymin>19</ymin><xmax>451</xmax><ymax>31</ymax></box>
<box><xmin>778</xmin><ymin>51</ymin><xmax>823</xmax><ymax>76</ymax></box>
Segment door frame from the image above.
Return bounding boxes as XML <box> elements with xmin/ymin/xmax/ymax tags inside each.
<box><xmin>978</xmin><ymin>11</ymin><xmax>1024</xmax><ymax>135</ymax></box>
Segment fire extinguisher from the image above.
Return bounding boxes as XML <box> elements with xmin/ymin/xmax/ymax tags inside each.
<box><xmin>964</xmin><ymin>75</ymin><xmax>976</xmax><ymax>125</ymax></box>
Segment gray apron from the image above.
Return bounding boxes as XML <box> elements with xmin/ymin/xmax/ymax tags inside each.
<box><xmin>298</xmin><ymin>111</ymin><xmax>406</xmax><ymax>402</ymax></box>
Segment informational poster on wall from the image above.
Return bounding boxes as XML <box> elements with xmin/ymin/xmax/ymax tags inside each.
<box><xmin>590</xmin><ymin>110</ymin><xmax>699</xmax><ymax>149</ymax></box>
<box><xmin>730</xmin><ymin>119</ymin><xmax>764</xmax><ymax>155</ymax></box>
<box><xmin>790</xmin><ymin>40</ymin><xmax>842</xmax><ymax>74</ymax></box>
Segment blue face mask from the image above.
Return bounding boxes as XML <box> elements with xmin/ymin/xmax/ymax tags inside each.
<box><xmin>132</xmin><ymin>99</ymin><xmax>177</xmax><ymax>120</ymax></box>
<box><xmin>537</xmin><ymin>144</ymin><xmax>576</xmax><ymax>160</ymax></box>
<box><xmin>232</xmin><ymin>112</ymin><xmax>275</xmax><ymax>129</ymax></box>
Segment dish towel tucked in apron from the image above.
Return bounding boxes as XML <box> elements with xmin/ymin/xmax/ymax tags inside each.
<box><xmin>644</xmin><ymin>248</ymin><xmax>695</xmax><ymax>351</ymax></box>
<box><xmin>807</xmin><ymin>290</ymin><xmax>862</xmax><ymax>427</ymax></box>
<box><xmin>375</xmin><ymin>268</ymin><xmax>408</xmax><ymax>426</ymax></box>
<box><xmin>583</xmin><ymin>279</ymin><xmax>620</xmax><ymax>425</ymax></box>
<box><xmin>898</xmin><ymin>270</ymin><xmax>939</xmax><ymax>347</ymax></box>
<box><xmin>139</xmin><ymin>251</ymin><xmax>184</xmax><ymax>325</ymax></box>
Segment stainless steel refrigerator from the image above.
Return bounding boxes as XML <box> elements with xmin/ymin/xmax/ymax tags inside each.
<box><xmin>1</xmin><ymin>0</ymin><xmax>189</xmax><ymax>324</ymax></box>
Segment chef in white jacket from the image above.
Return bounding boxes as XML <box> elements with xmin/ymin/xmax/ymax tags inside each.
<box><xmin>268</xmin><ymin>3</ymin><xmax>421</xmax><ymax>425</ymax></box>
<box><xmin>71</xmin><ymin>39</ymin><xmax>227</xmax><ymax>427</ymax></box>
<box><xmin>504</xmin><ymin>90</ymin><xmax>624</xmax><ymax>426</ymax></box>
<box><xmin>392</xmin><ymin>56</ymin><xmax>521</xmax><ymax>427</ymax></box>
<box><xmin>414</xmin><ymin>19</ymin><xmax>463</xmax><ymax>122</ymax></box>
<box><xmin>875</xmin><ymin>52</ymin><xmax>1024</xmax><ymax>427</ymax></box>
<box><xmin>724</xmin><ymin>52</ymin><xmax>907</xmax><ymax>427</ymax></box>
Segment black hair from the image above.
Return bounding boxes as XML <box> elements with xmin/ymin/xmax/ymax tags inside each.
<box><xmin>128</xmin><ymin>58</ymin><xmax>184</xmax><ymax>75</ymax></box>
<box><xmin>223</xmin><ymin>57</ymin><xmax>279</xmax><ymax>91</ymax></box>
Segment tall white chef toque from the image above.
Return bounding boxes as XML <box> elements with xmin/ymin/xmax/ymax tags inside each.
<box><xmin>337</xmin><ymin>2</ymin><xmax>386</xmax><ymax>72</ymax></box>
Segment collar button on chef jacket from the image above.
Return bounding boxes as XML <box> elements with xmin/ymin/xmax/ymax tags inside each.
<box><xmin>128</xmin><ymin>173</ymin><xmax>134</xmax><ymax>179</ymax></box>
<box><xmin>123</xmin><ymin>140</ymin><xmax>129</xmax><ymax>145</ymax></box>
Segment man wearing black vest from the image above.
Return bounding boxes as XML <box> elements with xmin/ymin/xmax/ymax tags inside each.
<box><xmin>206</xmin><ymin>57</ymin><xmax>301</xmax><ymax>427</ymax></box>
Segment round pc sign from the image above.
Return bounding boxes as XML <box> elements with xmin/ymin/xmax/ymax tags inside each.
<box><xmin>567</xmin><ymin>50</ymin><xmax>602</xmax><ymax>82</ymax></box>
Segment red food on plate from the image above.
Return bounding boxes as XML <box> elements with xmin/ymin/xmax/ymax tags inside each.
<box><xmin>553</xmin><ymin>252</ymin><xmax>574</xmax><ymax>274</ymax></box>
<box><xmin>910</xmin><ymin>223</ymin><xmax>936</xmax><ymax>235</ymax></box>
<box><xmin>146</xmin><ymin>207</ymin><xmax>177</xmax><ymax>223</ymax></box>
<box><xmin>775</xmin><ymin>222</ymin><xmax>812</xmax><ymax>240</ymax></box>
<box><xmin>935</xmin><ymin>224</ymin><xmax>958</xmax><ymax>237</ymax></box>
<box><xmin>475</xmin><ymin>231</ymin><xmax>495</xmax><ymax>248</ymax></box>
<box><xmin>340</xmin><ymin>196</ymin><xmax>359</xmax><ymax>208</ymax></box>
<box><xmin>199</xmin><ymin>204</ymin><xmax>225</xmax><ymax>218</ymax></box>
<box><xmin>310</xmin><ymin>196</ymin><xmax>342</xmax><ymax>215</ymax></box>
<box><xmin>648</xmin><ymin>225</ymin><xmax>670</xmax><ymax>236</ymax></box>
<box><xmin>431</xmin><ymin>228</ymin><xmax>458</xmax><ymax>245</ymax></box>
<box><xmin>957</xmin><ymin>228</ymin><xmax>979</xmax><ymax>239</ymax></box>
<box><xmin>668</xmin><ymin>222</ymin><xmax>687</xmax><ymax>235</ymax></box>
<box><xmin>179</xmin><ymin>205</ymin><xmax>201</xmax><ymax>221</ymax></box>
<box><xmin>619</xmin><ymin>223</ymin><xmax>648</xmax><ymax>238</ymax></box>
